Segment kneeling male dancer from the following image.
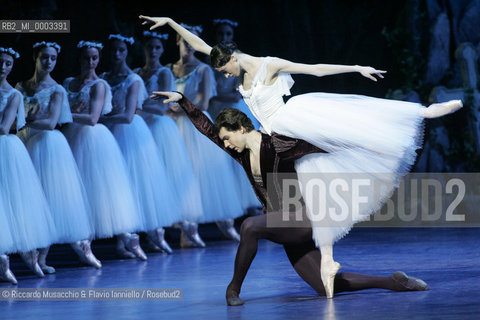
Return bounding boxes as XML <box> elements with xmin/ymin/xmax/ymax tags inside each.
<box><xmin>152</xmin><ymin>91</ymin><xmax>428</xmax><ymax>306</ymax></box>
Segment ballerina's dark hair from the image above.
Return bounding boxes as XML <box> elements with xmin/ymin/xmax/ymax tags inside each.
<box><xmin>214</xmin><ymin>107</ymin><xmax>254</xmax><ymax>133</ymax></box>
<box><xmin>210</xmin><ymin>41</ymin><xmax>239</xmax><ymax>69</ymax></box>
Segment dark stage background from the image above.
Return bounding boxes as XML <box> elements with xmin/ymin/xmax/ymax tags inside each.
<box><xmin>1</xmin><ymin>0</ymin><xmax>406</xmax><ymax>98</ymax></box>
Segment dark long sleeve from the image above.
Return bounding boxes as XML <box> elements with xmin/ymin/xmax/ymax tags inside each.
<box><xmin>177</xmin><ymin>94</ymin><xmax>241</xmax><ymax>160</ymax></box>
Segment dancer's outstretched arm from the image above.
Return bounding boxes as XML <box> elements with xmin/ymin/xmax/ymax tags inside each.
<box><xmin>267</xmin><ymin>57</ymin><xmax>386</xmax><ymax>82</ymax></box>
<box><xmin>139</xmin><ymin>16</ymin><xmax>212</xmax><ymax>55</ymax></box>
<box><xmin>151</xmin><ymin>91</ymin><xmax>241</xmax><ymax>160</ymax></box>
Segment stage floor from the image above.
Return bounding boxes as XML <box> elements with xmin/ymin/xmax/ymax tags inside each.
<box><xmin>1</xmin><ymin>227</ymin><xmax>479</xmax><ymax>319</ymax></box>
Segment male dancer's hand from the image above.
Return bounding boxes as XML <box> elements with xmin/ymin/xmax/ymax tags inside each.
<box><xmin>151</xmin><ymin>91</ymin><xmax>182</xmax><ymax>103</ymax></box>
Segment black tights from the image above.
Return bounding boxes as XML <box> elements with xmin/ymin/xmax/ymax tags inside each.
<box><xmin>228</xmin><ymin>211</ymin><xmax>403</xmax><ymax>296</ymax></box>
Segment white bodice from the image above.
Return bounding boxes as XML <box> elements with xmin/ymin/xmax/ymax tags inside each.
<box><xmin>238</xmin><ymin>57</ymin><xmax>294</xmax><ymax>134</ymax></box>
<box><xmin>99</xmin><ymin>72</ymin><xmax>148</xmax><ymax>114</ymax></box>
<box><xmin>134</xmin><ymin>66</ymin><xmax>175</xmax><ymax>112</ymax></box>
<box><xmin>0</xmin><ymin>87</ymin><xmax>25</xmax><ymax>131</ymax></box>
<box><xmin>15</xmin><ymin>82</ymin><xmax>72</xmax><ymax>126</ymax></box>
<box><xmin>63</xmin><ymin>78</ymin><xmax>112</xmax><ymax>115</ymax></box>
<box><xmin>170</xmin><ymin>63</ymin><xmax>217</xmax><ymax>106</ymax></box>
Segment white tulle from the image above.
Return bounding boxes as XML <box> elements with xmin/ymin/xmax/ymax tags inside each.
<box><xmin>65</xmin><ymin>123</ymin><xmax>143</xmax><ymax>238</ymax></box>
<box><xmin>108</xmin><ymin>115</ymin><xmax>180</xmax><ymax>229</ymax></box>
<box><xmin>0</xmin><ymin>134</ymin><xmax>57</xmax><ymax>253</ymax></box>
<box><xmin>239</xmin><ymin>57</ymin><xmax>426</xmax><ymax>246</ymax></box>
<box><xmin>63</xmin><ymin>79</ymin><xmax>143</xmax><ymax>238</ymax></box>
<box><xmin>175</xmin><ymin>112</ymin><xmax>245</xmax><ymax>222</ymax></box>
<box><xmin>172</xmin><ymin>63</ymin><xmax>245</xmax><ymax>222</ymax></box>
<box><xmin>140</xmin><ymin>112</ymin><xmax>203</xmax><ymax>222</ymax></box>
<box><xmin>18</xmin><ymin>128</ymin><xmax>94</xmax><ymax>243</ymax></box>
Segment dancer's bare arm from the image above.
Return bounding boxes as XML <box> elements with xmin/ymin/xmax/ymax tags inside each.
<box><xmin>139</xmin><ymin>16</ymin><xmax>212</xmax><ymax>55</ymax></box>
<box><xmin>267</xmin><ymin>57</ymin><xmax>386</xmax><ymax>82</ymax></box>
<box><xmin>0</xmin><ymin>92</ymin><xmax>19</xmax><ymax>134</ymax></box>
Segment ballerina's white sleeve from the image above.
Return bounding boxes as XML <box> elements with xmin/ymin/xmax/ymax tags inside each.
<box><xmin>0</xmin><ymin>88</ymin><xmax>26</xmax><ymax>131</ymax></box>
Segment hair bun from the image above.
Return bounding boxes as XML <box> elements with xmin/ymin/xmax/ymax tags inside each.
<box><xmin>218</xmin><ymin>41</ymin><xmax>237</xmax><ymax>54</ymax></box>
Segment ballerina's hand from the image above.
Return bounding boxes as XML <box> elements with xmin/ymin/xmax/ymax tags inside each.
<box><xmin>151</xmin><ymin>91</ymin><xmax>182</xmax><ymax>104</ymax></box>
<box><xmin>357</xmin><ymin>66</ymin><xmax>386</xmax><ymax>82</ymax></box>
<box><xmin>139</xmin><ymin>16</ymin><xmax>170</xmax><ymax>30</ymax></box>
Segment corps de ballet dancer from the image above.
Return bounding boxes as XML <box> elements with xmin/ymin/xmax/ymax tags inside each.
<box><xmin>166</xmin><ymin>23</ymin><xmax>247</xmax><ymax>244</ymax></box>
<box><xmin>100</xmin><ymin>34</ymin><xmax>179</xmax><ymax>259</ymax></box>
<box><xmin>62</xmin><ymin>40</ymin><xmax>145</xmax><ymax>260</ymax></box>
<box><xmin>15</xmin><ymin>41</ymin><xmax>101</xmax><ymax>273</ymax></box>
<box><xmin>135</xmin><ymin>31</ymin><xmax>203</xmax><ymax>251</ymax></box>
<box><xmin>0</xmin><ymin>46</ymin><xmax>56</xmax><ymax>283</ymax></box>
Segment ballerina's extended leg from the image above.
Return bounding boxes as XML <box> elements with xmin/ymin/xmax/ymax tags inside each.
<box><xmin>320</xmin><ymin>244</ymin><xmax>341</xmax><ymax>299</ymax></box>
<box><xmin>419</xmin><ymin>100</ymin><xmax>463</xmax><ymax>118</ymax></box>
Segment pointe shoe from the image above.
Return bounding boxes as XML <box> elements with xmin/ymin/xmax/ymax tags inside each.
<box><xmin>0</xmin><ymin>255</ymin><xmax>18</xmax><ymax>285</ymax></box>
<box><xmin>180</xmin><ymin>229</ymin><xmax>196</xmax><ymax>248</ymax></box>
<box><xmin>72</xmin><ymin>240</ymin><xmax>102</xmax><ymax>269</ymax></box>
<box><xmin>20</xmin><ymin>250</ymin><xmax>44</xmax><ymax>278</ymax></box>
<box><xmin>182</xmin><ymin>223</ymin><xmax>206</xmax><ymax>248</ymax></box>
<box><xmin>321</xmin><ymin>260</ymin><xmax>341</xmax><ymax>298</ymax></box>
<box><xmin>38</xmin><ymin>248</ymin><xmax>55</xmax><ymax>274</ymax></box>
<box><xmin>116</xmin><ymin>246</ymin><xmax>136</xmax><ymax>259</ymax></box>
<box><xmin>125</xmin><ymin>234</ymin><xmax>148</xmax><ymax>261</ymax></box>
<box><xmin>392</xmin><ymin>271</ymin><xmax>429</xmax><ymax>291</ymax></box>
<box><xmin>421</xmin><ymin>100</ymin><xmax>463</xmax><ymax>118</ymax></box>
<box><xmin>82</xmin><ymin>240</ymin><xmax>102</xmax><ymax>269</ymax></box>
<box><xmin>226</xmin><ymin>287</ymin><xmax>244</xmax><ymax>306</ymax></box>
<box><xmin>145</xmin><ymin>237</ymin><xmax>163</xmax><ymax>252</ymax></box>
<box><xmin>154</xmin><ymin>228</ymin><xmax>173</xmax><ymax>254</ymax></box>
<box><xmin>216</xmin><ymin>220</ymin><xmax>241</xmax><ymax>242</ymax></box>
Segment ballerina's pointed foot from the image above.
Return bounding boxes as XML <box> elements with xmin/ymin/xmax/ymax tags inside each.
<box><xmin>20</xmin><ymin>251</ymin><xmax>45</xmax><ymax>278</ymax></box>
<box><xmin>0</xmin><ymin>255</ymin><xmax>18</xmax><ymax>285</ymax></box>
<box><xmin>392</xmin><ymin>271</ymin><xmax>429</xmax><ymax>291</ymax></box>
<box><xmin>155</xmin><ymin>228</ymin><xmax>173</xmax><ymax>254</ymax></box>
<box><xmin>182</xmin><ymin>223</ymin><xmax>206</xmax><ymax>248</ymax></box>
<box><xmin>421</xmin><ymin>100</ymin><xmax>463</xmax><ymax>118</ymax></box>
<box><xmin>216</xmin><ymin>220</ymin><xmax>241</xmax><ymax>242</ymax></box>
<box><xmin>125</xmin><ymin>234</ymin><xmax>148</xmax><ymax>261</ymax></box>
<box><xmin>321</xmin><ymin>261</ymin><xmax>341</xmax><ymax>298</ymax></box>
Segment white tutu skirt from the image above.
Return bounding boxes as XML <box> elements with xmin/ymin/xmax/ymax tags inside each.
<box><xmin>18</xmin><ymin>128</ymin><xmax>93</xmax><ymax>243</ymax></box>
<box><xmin>140</xmin><ymin>112</ymin><xmax>203</xmax><ymax>222</ymax></box>
<box><xmin>271</xmin><ymin>92</ymin><xmax>425</xmax><ymax>246</ymax></box>
<box><xmin>0</xmin><ymin>134</ymin><xmax>56</xmax><ymax>253</ymax></box>
<box><xmin>64</xmin><ymin>123</ymin><xmax>143</xmax><ymax>238</ymax></box>
<box><xmin>109</xmin><ymin>115</ymin><xmax>180</xmax><ymax>230</ymax></box>
<box><xmin>175</xmin><ymin>112</ymin><xmax>245</xmax><ymax>222</ymax></box>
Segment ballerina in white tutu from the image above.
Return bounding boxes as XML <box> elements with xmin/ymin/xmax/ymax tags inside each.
<box><xmin>166</xmin><ymin>23</ymin><xmax>248</xmax><ymax>244</ymax></box>
<box><xmin>100</xmin><ymin>34</ymin><xmax>179</xmax><ymax>258</ymax></box>
<box><xmin>15</xmin><ymin>41</ymin><xmax>102</xmax><ymax>273</ymax></box>
<box><xmin>0</xmin><ymin>47</ymin><xmax>57</xmax><ymax>283</ymax></box>
<box><xmin>63</xmin><ymin>40</ymin><xmax>145</xmax><ymax>260</ymax></box>
<box><xmin>140</xmin><ymin>16</ymin><xmax>463</xmax><ymax>298</ymax></box>
<box><xmin>135</xmin><ymin>31</ymin><xmax>204</xmax><ymax>251</ymax></box>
